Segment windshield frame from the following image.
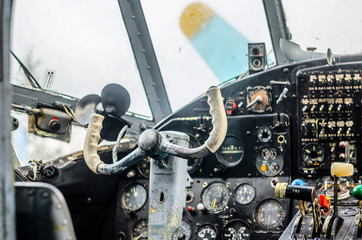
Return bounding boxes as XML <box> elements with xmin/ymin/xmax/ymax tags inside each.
<box><xmin>117</xmin><ymin>0</ymin><xmax>172</xmax><ymax>122</ymax></box>
<box><xmin>263</xmin><ymin>0</ymin><xmax>289</xmax><ymax>66</ymax></box>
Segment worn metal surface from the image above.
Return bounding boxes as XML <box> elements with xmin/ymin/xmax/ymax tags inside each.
<box><xmin>148</xmin><ymin>131</ymin><xmax>190</xmax><ymax>239</ymax></box>
<box><xmin>0</xmin><ymin>0</ymin><xmax>15</xmax><ymax>239</ymax></box>
<box><xmin>118</xmin><ymin>0</ymin><xmax>172</xmax><ymax>122</ymax></box>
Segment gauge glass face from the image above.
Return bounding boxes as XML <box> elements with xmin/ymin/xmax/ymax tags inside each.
<box><xmin>216</xmin><ymin>136</ymin><xmax>244</xmax><ymax>167</ymax></box>
<box><xmin>132</xmin><ymin>219</ymin><xmax>148</xmax><ymax>240</ymax></box>
<box><xmin>255</xmin><ymin>147</ymin><xmax>284</xmax><ymax>177</ymax></box>
<box><xmin>172</xmin><ymin>219</ymin><xmax>192</xmax><ymax>240</ymax></box>
<box><xmin>257</xmin><ymin>126</ymin><xmax>272</xmax><ymax>142</ymax></box>
<box><xmin>255</xmin><ymin>199</ymin><xmax>286</xmax><ymax>229</ymax></box>
<box><xmin>235</xmin><ymin>183</ymin><xmax>255</xmax><ymax>205</ymax></box>
<box><xmin>138</xmin><ymin>157</ymin><xmax>151</xmax><ymax>177</ymax></box>
<box><xmin>302</xmin><ymin>143</ymin><xmax>325</xmax><ymax>164</ymax></box>
<box><xmin>196</xmin><ymin>224</ymin><xmax>217</xmax><ymax>240</ymax></box>
<box><xmin>122</xmin><ymin>184</ymin><xmax>147</xmax><ymax>211</ymax></box>
<box><xmin>202</xmin><ymin>182</ymin><xmax>231</xmax><ymax>213</ymax></box>
<box><xmin>223</xmin><ymin>220</ymin><xmax>251</xmax><ymax>240</ymax></box>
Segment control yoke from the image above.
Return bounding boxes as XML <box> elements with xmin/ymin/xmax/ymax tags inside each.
<box><xmin>83</xmin><ymin>87</ymin><xmax>227</xmax><ymax>175</ymax></box>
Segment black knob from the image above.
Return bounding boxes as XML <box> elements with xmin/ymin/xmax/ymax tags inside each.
<box><xmin>49</xmin><ymin>119</ymin><xmax>61</xmax><ymax>131</ymax></box>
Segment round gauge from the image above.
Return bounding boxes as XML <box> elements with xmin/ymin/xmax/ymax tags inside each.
<box><xmin>235</xmin><ymin>183</ymin><xmax>255</xmax><ymax>205</ymax></box>
<box><xmin>138</xmin><ymin>157</ymin><xmax>151</xmax><ymax>177</ymax></box>
<box><xmin>302</xmin><ymin>143</ymin><xmax>325</xmax><ymax>164</ymax></box>
<box><xmin>257</xmin><ymin>126</ymin><xmax>272</xmax><ymax>142</ymax></box>
<box><xmin>216</xmin><ymin>136</ymin><xmax>244</xmax><ymax>167</ymax></box>
<box><xmin>196</xmin><ymin>224</ymin><xmax>217</xmax><ymax>240</ymax></box>
<box><xmin>201</xmin><ymin>182</ymin><xmax>231</xmax><ymax>213</ymax></box>
<box><xmin>132</xmin><ymin>219</ymin><xmax>148</xmax><ymax>240</ymax></box>
<box><xmin>122</xmin><ymin>184</ymin><xmax>147</xmax><ymax>211</ymax></box>
<box><xmin>172</xmin><ymin>219</ymin><xmax>192</xmax><ymax>240</ymax></box>
<box><xmin>223</xmin><ymin>220</ymin><xmax>251</xmax><ymax>240</ymax></box>
<box><xmin>255</xmin><ymin>199</ymin><xmax>286</xmax><ymax>229</ymax></box>
<box><xmin>255</xmin><ymin>147</ymin><xmax>284</xmax><ymax>177</ymax></box>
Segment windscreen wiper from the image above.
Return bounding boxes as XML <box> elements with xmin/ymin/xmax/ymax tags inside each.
<box><xmin>10</xmin><ymin>50</ymin><xmax>42</xmax><ymax>89</ymax></box>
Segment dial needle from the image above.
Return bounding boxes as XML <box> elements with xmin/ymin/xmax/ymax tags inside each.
<box><xmin>134</xmin><ymin>186</ymin><xmax>138</xmax><ymax>197</ymax></box>
<box><xmin>134</xmin><ymin>235</ymin><xmax>142</xmax><ymax>240</ymax></box>
<box><xmin>213</xmin><ymin>199</ymin><xmax>217</xmax><ymax>209</ymax></box>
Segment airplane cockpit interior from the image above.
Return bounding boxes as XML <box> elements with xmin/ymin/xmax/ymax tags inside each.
<box><xmin>2</xmin><ymin>0</ymin><xmax>362</xmax><ymax>239</ymax></box>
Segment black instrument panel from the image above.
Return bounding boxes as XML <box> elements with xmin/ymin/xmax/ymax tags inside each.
<box><xmin>296</xmin><ymin>65</ymin><xmax>362</xmax><ymax>177</ymax></box>
<box><xmin>111</xmin><ymin>56</ymin><xmax>362</xmax><ymax>240</ymax></box>
<box><xmin>113</xmin><ymin>114</ymin><xmax>292</xmax><ymax>239</ymax></box>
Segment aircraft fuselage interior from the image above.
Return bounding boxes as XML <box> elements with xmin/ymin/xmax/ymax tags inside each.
<box><xmin>3</xmin><ymin>0</ymin><xmax>362</xmax><ymax>240</ymax></box>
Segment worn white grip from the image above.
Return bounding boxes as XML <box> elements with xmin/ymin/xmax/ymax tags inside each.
<box><xmin>331</xmin><ymin>162</ymin><xmax>354</xmax><ymax>177</ymax></box>
<box><xmin>83</xmin><ymin>114</ymin><xmax>105</xmax><ymax>174</ymax></box>
<box><xmin>205</xmin><ymin>87</ymin><xmax>228</xmax><ymax>153</ymax></box>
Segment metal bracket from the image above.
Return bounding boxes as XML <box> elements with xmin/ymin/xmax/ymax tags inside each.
<box><xmin>148</xmin><ymin>131</ymin><xmax>190</xmax><ymax>239</ymax></box>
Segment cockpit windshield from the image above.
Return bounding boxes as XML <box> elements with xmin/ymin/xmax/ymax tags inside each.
<box><xmin>141</xmin><ymin>0</ymin><xmax>275</xmax><ymax>110</ymax></box>
<box><xmin>282</xmin><ymin>0</ymin><xmax>362</xmax><ymax>55</ymax></box>
<box><xmin>11</xmin><ymin>0</ymin><xmax>152</xmax><ymax>118</ymax></box>
<box><xmin>10</xmin><ymin>0</ymin><xmax>275</xmax><ymax>165</ymax></box>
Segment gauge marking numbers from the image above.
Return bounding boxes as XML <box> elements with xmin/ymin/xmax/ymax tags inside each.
<box><xmin>201</xmin><ymin>182</ymin><xmax>231</xmax><ymax>213</ymax></box>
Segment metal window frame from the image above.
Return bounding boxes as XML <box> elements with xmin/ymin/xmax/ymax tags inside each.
<box><xmin>0</xmin><ymin>0</ymin><xmax>16</xmax><ymax>239</ymax></box>
<box><xmin>263</xmin><ymin>0</ymin><xmax>289</xmax><ymax>66</ymax></box>
<box><xmin>117</xmin><ymin>0</ymin><xmax>172</xmax><ymax>123</ymax></box>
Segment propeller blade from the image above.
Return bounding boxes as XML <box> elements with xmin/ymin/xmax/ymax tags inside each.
<box><xmin>75</xmin><ymin>94</ymin><xmax>101</xmax><ymax>125</ymax></box>
<box><xmin>100</xmin><ymin>115</ymin><xmax>125</xmax><ymax>141</ymax></box>
<box><xmin>101</xmin><ymin>83</ymin><xmax>130</xmax><ymax>117</ymax></box>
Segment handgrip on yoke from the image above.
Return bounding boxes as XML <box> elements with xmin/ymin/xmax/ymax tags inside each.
<box><xmin>204</xmin><ymin>87</ymin><xmax>227</xmax><ymax>153</ymax></box>
<box><xmin>83</xmin><ymin>114</ymin><xmax>104</xmax><ymax>174</ymax></box>
<box><xmin>83</xmin><ymin>87</ymin><xmax>227</xmax><ymax>174</ymax></box>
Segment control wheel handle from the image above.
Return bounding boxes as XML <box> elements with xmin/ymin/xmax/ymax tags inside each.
<box><xmin>83</xmin><ymin>87</ymin><xmax>227</xmax><ymax>174</ymax></box>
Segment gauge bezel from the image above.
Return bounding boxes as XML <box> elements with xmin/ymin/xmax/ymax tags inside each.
<box><xmin>172</xmin><ymin>219</ymin><xmax>192</xmax><ymax>240</ymax></box>
<box><xmin>254</xmin><ymin>198</ymin><xmax>286</xmax><ymax>230</ymax></box>
<box><xmin>301</xmin><ymin>142</ymin><xmax>325</xmax><ymax>163</ymax></box>
<box><xmin>132</xmin><ymin>219</ymin><xmax>148</xmax><ymax>240</ymax></box>
<box><xmin>121</xmin><ymin>183</ymin><xmax>148</xmax><ymax>212</ymax></box>
<box><xmin>196</xmin><ymin>223</ymin><xmax>218</xmax><ymax>240</ymax></box>
<box><xmin>255</xmin><ymin>146</ymin><xmax>284</xmax><ymax>177</ymax></box>
<box><xmin>137</xmin><ymin>156</ymin><xmax>151</xmax><ymax>178</ymax></box>
<box><xmin>201</xmin><ymin>182</ymin><xmax>231</xmax><ymax>213</ymax></box>
<box><xmin>222</xmin><ymin>219</ymin><xmax>252</xmax><ymax>240</ymax></box>
<box><xmin>257</xmin><ymin>126</ymin><xmax>272</xmax><ymax>143</ymax></box>
<box><xmin>215</xmin><ymin>135</ymin><xmax>245</xmax><ymax>167</ymax></box>
<box><xmin>234</xmin><ymin>183</ymin><xmax>256</xmax><ymax>205</ymax></box>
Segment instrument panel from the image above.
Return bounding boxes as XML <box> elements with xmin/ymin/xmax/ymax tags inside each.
<box><xmin>296</xmin><ymin>66</ymin><xmax>362</xmax><ymax>177</ymax></box>
<box><xmin>111</xmin><ymin>55</ymin><xmax>362</xmax><ymax>240</ymax></box>
<box><xmin>113</xmin><ymin>113</ymin><xmax>291</xmax><ymax>240</ymax></box>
